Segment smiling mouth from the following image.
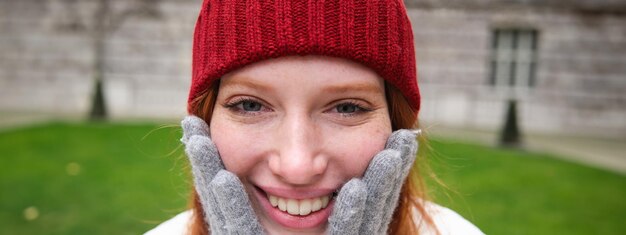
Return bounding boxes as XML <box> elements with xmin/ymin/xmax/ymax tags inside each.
<box><xmin>267</xmin><ymin>194</ymin><xmax>331</xmax><ymax>216</ymax></box>
<box><xmin>253</xmin><ymin>186</ymin><xmax>339</xmax><ymax>229</ymax></box>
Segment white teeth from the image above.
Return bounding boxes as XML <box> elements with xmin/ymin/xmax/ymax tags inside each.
<box><xmin>287</xmin><ymin>199</ymin><xmax>299</xmax><ymax>214</ymax></box>
<box><xmin>299</xmin><ymin>199</ymin><xmax>312</xmax><ymax>216</ymax></box>
<box><xmin>321</xmin><ymin>196</ymin><xmax>329</xmax><ymax>208</ymax></box>
<box><xmin>267</xmin><ymin>194</ymin><xmax>331</xmax><ymax>216</ymax></box>
<box><xmin>278</xmin><ymin>198</ymin><xmax>287</xmax><ymax>211</ymax></box>
<box><xmin>269</xmin><ymin>195</ymin><xmax>278</xmax><ymax>207</ymax></box>
<box><xmin>311</xmin><ymin>198</ymin><xmax>322</xmax><ymax>211</ymax></box>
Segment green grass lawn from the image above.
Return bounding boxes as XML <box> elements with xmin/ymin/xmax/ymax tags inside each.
<box><xmin>424</xmin><ymin>139</ymin><xmax>626</xmax><ymax>234</ymax></box>
<box><xmin>0</xmin><ymin>122</ymin><xmax>190</xmax><ymax>235</ymax></box>
<box><xmin>0</xmin><ymin>122</ymin><xmax>624</xmax><ymax>234</ymax></box>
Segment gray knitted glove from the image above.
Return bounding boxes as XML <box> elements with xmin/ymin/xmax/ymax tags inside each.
<box><xmin>327</xmin><ymin>129</ymin><xmax>419</xmax><ymax>235</ymax></box>
<box><xmin>181</xmin><ymin>116</ymin><xmax>264</xmax><ymax>234</ymax></box>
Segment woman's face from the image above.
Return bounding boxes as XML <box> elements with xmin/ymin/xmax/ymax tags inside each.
<box><xmin>210</xmin><ymin>56</ymin><xmax>392</xmax><ymax>234</ymax></box>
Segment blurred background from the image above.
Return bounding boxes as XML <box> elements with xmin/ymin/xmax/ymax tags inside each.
<box><xmin>1</xmin><ymin>0</ymin><xmax>624</xmax><ymax>234</ymax></box>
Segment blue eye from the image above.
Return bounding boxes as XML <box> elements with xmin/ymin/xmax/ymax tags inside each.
<box><xmin>241</xmin><ymin>100</ymin><xmax>262</xmax><ymax>111</ymax></box>
<box><xmin>224</xmin><ymin>98</ymin><xmax>267</xmax><ymax>114</ymax></box>
<box><xmin>336</xmin><ymin>103</ymin><xmax>360</xmax><ymax>113</ymax></box>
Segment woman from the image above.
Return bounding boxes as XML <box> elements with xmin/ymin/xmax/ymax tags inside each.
<box><xmin>147</xmin><ymin>0</ymin><xmax>483</xmax><ymax>234</ymax></box>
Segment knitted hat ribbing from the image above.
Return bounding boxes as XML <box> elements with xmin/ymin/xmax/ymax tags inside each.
<box><xmin>189</xmin><ymin>0</ymin><xmax>419</xmax><ymax>113</ymax></box>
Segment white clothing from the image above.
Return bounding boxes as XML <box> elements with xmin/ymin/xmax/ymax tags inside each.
<box><xmin>145</xmin><ymin>203</ymin><xmax>483</xmax><ymax>235</ymax></box>
<box><xmin>145</xmin><ymin>210</ymin><xmax>193</xmax><ymax>235</ymax></box>
<box><xmin>416</xmin><ymin>202</ymin><xmax>484</xmax><ymax>234</ymax></box>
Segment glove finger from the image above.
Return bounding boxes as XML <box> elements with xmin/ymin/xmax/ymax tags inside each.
<box><xmin>199</xmin><ymin>187</ymin><xmax>229</xmax><ymax>234</ymax></box>
<box><xmin>186</xmin><ymin>135</ymin><xmax>228</xmax><ymax>234</ymax></box>
<box><xmin>328</xmin><ymin>179</ymin><xmax>367</xmax><ymax>235</ymax></box>
<box><xmin>210</xmin><ymin>170</ymin><xmax>264</xmax><ymax>234</ymax></box>
<box><xmin>186</xmin><ymin>135</ymin><xmax>224</xmax><ymax>187</ymax></box>
<box><xmin>398</xmin><ymin>144</ymin><xmax>417</xmax><ymax>183</ymax></box>
<box><xmin>359</xmin><ymin>149</ymin><xmax>402</xmax><ymax>234</ymax></box>
<box><xmin>377</xmin><ymin>146</ymin><xmax>415</xmax><ymax>234</ymax></box>
<box><xmin>181</xmin><ymin>115</ymin><xmax>210</xmax><ymax>144</ymax></box>
<box><xmin>385</xmin><ymin>129</ymin><xmax>418</xmax><ymax>167</ymax></box>
<box><xmin>385</xmin><ymin>129</ymin><xmax>419</xmax><ymax>188</ymax></box>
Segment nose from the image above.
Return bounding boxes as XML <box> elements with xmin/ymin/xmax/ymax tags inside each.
<box><xmin>268</xmin><ymin>113</ymin><xmax>327</xmax><ymax>185</ymax></box>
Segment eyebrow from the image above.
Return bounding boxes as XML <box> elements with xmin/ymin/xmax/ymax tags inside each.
<box><xmin>322</xmin><ymin>84</ymin><xmax>383</xmax><ymax>94</ymax></box>
<box><xmin>220</xmin><ymin>78</ymin><xmax>273</xmax><ymax>92</ymax></box>
<box><xmin>221</xmin><ymin>76</ymin><xmax>382</xmax><ymax>94</ymax></box>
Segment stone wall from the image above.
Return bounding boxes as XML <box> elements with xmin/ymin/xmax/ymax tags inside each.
<box><xmin>404</xmin><ymin>0</ymin><xmax>626</xmax><ymax>13</ymax></box>
<box><xmin>0</xmin><ymin>0</ymin><xmax>198</xmax><ymax>119</ymax></box>
<box><xmin>409</xmin><ymin>6</ymin><xmax>626</xmax><ymax>137</ymax></box>
<box><xmin>1</xmin><ymin>0</ymin><xmax>95</xmax><ymax>114</ymax></box>
<box><xmin>1</xmin><ymin>0</ymin><xmax>624</xmax><ymax>137</ymax></box>
<box><xmin>102</xmin><ymin>0</ymin><xmax>197</xmax><ymax>118</ymax></box>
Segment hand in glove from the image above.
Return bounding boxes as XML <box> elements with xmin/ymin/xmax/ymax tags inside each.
<box><xmin>327</xmin><ymin>129</ymin><xmax>419</xmax><ymax>235</ymax></box>
<box><xmin>181</xmin><ymin>115</ymin><xmax>264</xmax><ymax>234</ymax></box>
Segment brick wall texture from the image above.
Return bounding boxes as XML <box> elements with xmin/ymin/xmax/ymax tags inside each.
<box><xmin>1</xmin><ymin>0</ymin><xmax>625</xmax><ymax>137</ymax></box>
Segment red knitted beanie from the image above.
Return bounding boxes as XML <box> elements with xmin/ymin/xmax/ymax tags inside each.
<box><xmin>189</xmin><ymin>0</ymin><xmax>419</xmax><ymax>113</ymax></box>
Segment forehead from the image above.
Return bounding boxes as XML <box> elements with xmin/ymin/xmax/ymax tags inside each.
<box><xmin>220</xmin><ymin>55</ymin><xmax>385</xmax><ymax>92</ymax></box>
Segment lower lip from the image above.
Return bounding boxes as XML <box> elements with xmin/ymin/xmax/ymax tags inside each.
<box><xmin>253</xmin><ymin>186</ymin><xmax>334</xmax><ymax>230</ymax></box>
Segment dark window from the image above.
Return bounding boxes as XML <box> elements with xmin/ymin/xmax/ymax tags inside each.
<box><xmin>489</xmin><ymin>29</ymin><xmax>538</xmax><ymax>87</ymax></box>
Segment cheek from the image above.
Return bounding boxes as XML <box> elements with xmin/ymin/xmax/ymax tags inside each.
<box><xmin>209</xmin><ymin>119</ymin><xmax>264</xmax><ymax>176</ymax></box>
<box><xmin>325</xmin><ymin>125</ymin><xmax>391</xmax><ymax>178</ymax></box>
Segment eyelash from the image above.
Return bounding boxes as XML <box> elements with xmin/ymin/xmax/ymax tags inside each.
<box><xmin>332</xmin><ymin>101</ymin><xmax>372</xmax><ymax>116</ymax></box>
<box><xmin>223</xmin><ymin>97</ymin><xmax>268</xmax><ymax>115</ymax></box>
<box><xmin>222</xmin><ymin>98</ymin><xmax>372</xmax><ymax>117</ymax></box>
